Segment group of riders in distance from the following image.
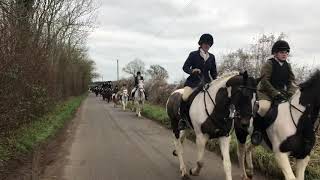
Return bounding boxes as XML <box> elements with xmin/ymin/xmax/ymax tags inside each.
<box><xmin>165</xmin><ymin>34</ymin><xmax>320</xmax><ymax>180</ymax></box>
<box><xmin>91</xmin><ymin>71</ymin><xmax>146</xmax><ymax>117</ymax></box>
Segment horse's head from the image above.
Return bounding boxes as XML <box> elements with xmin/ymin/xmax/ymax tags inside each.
<box><xmin>300</xmin><ymin>70</ymin><xmax>320</xmax><ymax>107</ymax></box>
<box><xmin>299</xmin><ymin>70</ymin><xmax>320</xmax><ymax>129</ymax></box>
<box><xmin>226</xmin><ymin>71</ymin><xmax>257</xmax><ymax>127</ymax></box>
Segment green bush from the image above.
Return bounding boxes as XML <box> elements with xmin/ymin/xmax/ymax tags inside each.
<box><xmin>0</xmin><ymin>94</ymin><xmax>86</xmax><ymax>162</ymax></box>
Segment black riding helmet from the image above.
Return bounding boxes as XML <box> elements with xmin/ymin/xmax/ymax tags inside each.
<box><xmin>272</xmin><ymin>40</ymin><xmax>290</xmax><ymax>54</ymax></box>
<box><xmin>137</xmin><ymin>71</ymin><xmax>141</xmax><ymax>75</ymax></box>
<box><xmin>198</xmin><ymin>33</ymin><xmax>214</xmax><ymax>47</ymax></box>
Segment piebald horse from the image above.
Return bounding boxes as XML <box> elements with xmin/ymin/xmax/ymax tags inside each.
<box><xmin>112</xmin><ymin>92</ymin><xmax>120</xmax><ymax>108</ymax></box>
<box><xmin>166</xmin><ymin>72</ymin><xmax>257</xmax><ymax>180</ymax></box>
<box><xmin>236</xmin><ymin>70</ymin><xmax>320</xmax><ymax>180</ymax></box>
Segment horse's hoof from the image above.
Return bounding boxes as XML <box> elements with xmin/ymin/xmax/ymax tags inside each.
<box><xmin>246</xmin><ymin>170</ymin><xmax>254</xmax><ymax>179</ymax></box>
<box><xmin>247</xmin><ymin>174</ymin><xmax>253</xmax><ymax>179</ymax></box>
<box><xmin>189</xmin><ymin>168</ymin><xmax>199</xmax><ymax>176</ymax></box>
<box><xmin>172</xmin><ymin>150</ymin><xmax>177</xmax><ymax>156</ymax></box>
<box><xmin>241</xmin><ymin>175</ymin><xmax>252</xmax><ymax>180</ymax></box>
<box><xmin>181</xmin><ymin>174</ymin><xmax>190</xmax><ymax>180</ymax></box>
<box><xmin>242</xmin><ymin>177</ymin><xmax>252</xmax><ymax>180</ymax></box>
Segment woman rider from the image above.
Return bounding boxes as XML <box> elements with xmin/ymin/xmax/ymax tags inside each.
<box><xmin>179</xmin><ymin>33</ymin><xmax>218</xmax><ymax>130</ymax></box>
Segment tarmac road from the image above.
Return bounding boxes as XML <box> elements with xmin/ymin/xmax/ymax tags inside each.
<box><xmin>41</xmin><ymin>93</ymin><xmax>268</xmax><ymax>180</ymax></box>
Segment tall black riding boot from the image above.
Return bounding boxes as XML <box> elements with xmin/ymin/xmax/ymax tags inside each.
<box><xmin>251</xmin><ymin>114</ymin><xmax>264</xmax><ymax>146</ymax></box>
<box><xmin>178</xmin><ymin>100</ymin><xmax>188</xmax><ymax>131</ymax></box>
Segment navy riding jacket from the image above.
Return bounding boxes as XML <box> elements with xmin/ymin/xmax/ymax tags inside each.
<box><xmin>183</xmin><ymin>50</ymin><xmax>217</xmax><ymax>88</ymax></box>
<box><xmin>134</xmin><ymin>76</ymin><xmax>144</xmax><ymax>87</ymax></box>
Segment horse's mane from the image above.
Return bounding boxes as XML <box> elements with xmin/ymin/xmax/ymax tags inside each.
<box><xmin>209</xmin><ymin>71</ymin><xmax>239</xmax><ymax>86</ymax></box>
<box><xmin>219</xmin><ymin>71</ymin><xmax>240</xmax><ymax>79</ymax></box>
<box><xmin>299</xmin><ymin>70</ymin><xmax>320</xmax><ymax>89</ymax></box>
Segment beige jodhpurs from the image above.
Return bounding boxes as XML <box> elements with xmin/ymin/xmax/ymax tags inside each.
<box><xmin>257</xmin><ymin>100</ymin><xmax>272</xmax><ymax>117</ymax></box>
<box><xmin>182</xmin><ymin>86</ymin><xmax>194</xmax><ymax>101</ymax></box>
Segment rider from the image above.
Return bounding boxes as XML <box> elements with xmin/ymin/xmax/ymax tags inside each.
<box><xmin>251</xmin><ymin>40</ymin><xmax>297</xmax><ymax>145</ymax></box>
<box><xmin>121</xmin><ymin>84</ymin><xmax>128</xmax><ymax>95</ymax></box>
<box><xmin>107</xmin><ymin>81</ymin><xmax>113</xmax><ymax>89</ymax></box>
<box><xmin>121</xmin><ymin>84</ymin><xmax>128</xmax><ymax>91</ymax></box>
<box><xmin>131</xmin><ymin>71</ymin><xmax>147</xmax><ymax>99</ymax></box>
<box><xmin>179</xmin><ymin>33</ymin><xmax>218</xmax><ymax>130</ymax></box>
<box><xmin>113</xmin><ymin>85</ymin><xmax>119</xmax><ymax>94</ymax></box>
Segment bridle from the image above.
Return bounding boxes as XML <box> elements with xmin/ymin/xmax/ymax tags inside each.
<box><xmin>288</xmin><ymin>99</ymin><xmax>320</xmax><ymax>132</ymax></box>
<box><xmin>200</xmin><ymin>78</ymin><xmax>257</xmax><ymax>136</ymax></box>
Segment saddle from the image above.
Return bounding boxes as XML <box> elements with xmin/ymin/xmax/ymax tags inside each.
<box><xmin>180</xmin><ymin>86</ymin><xmax>203</xmax><ymax>129</ymax></box>
<box><xmin>181</xmin><ymin>85</ymin><xmax>233</xmax><ymax>139</ymax></box>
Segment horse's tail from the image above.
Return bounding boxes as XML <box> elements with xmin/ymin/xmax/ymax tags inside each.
<box><xmin>166</xmin><ymin>90</ymin><xmax>183</xmax><ymax>139</ymax></box>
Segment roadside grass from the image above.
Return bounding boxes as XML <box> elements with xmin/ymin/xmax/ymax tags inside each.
<box><xmin>0</xmin><ymin>94</ymin><xmax>87</xmax><ymax>163</ymax></box>
<box><xmin>130</xmin><ymin>102</ymin><xmax>320</xmax><ymax>180</ymax></box>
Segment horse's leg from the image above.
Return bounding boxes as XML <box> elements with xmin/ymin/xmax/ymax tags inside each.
<box><xmin>274</xmin><ymin>152</ymin><xmax>296</xmax><ymax>180</ymax></box>
<box><xmin>237</xmin><ymin>142</ymin><xmax>249</xmax><ymax>180</ymax></box>
<box><xmin>235</xmin><ymin>127</ymin><xmax>251</xmax><ymax>179</ymax></box>
<box><xmin>190</xmin><ymin>133</ymin><xmax>209</xmax><ymax>176</ymax></box>
<box><xmin>245</xmin><ymin>144</ymin><xmax>254</xmax><ymax>179</ymax></box>
<box><xmin>296</xmin><ymin>156</ymin><xmax>310</xmax><ymax>180</ymax></box>
<box><xmin>135</xmin><ymin>101</ymin><xmax>140</xmax><ymax>116</ymax></box>
<box><xmin>173</xmin><ymin>131</ymin><xmax>189</xmax><ymax>179</ymax></box>
<box><xmin>139</xmin><ymin>100</ymin><xmax>143</xmax><ymax>117</ymax></box>
<box><xmin>219</xmin><ymin>136</ymin><xmax>232</xmax><ymax>180</ymax></box>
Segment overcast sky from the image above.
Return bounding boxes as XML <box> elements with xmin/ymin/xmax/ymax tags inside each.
<box><xmin>87</xmin><ymin>0</ymin><xmax>320</xmax><ymax>82</ymax></box>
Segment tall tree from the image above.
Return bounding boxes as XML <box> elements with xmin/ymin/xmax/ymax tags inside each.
<box><xmin>122</xmin><ymin>58</ymin><xmax>145</xmax><ymax>77</ymax></box>
<box><xmin>147</xmin><ymin>64</ymin><xmax>169</xmax><ymax>81</ymax></box>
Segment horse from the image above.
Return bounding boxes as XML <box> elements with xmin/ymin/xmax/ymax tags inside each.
<box><xmin>121</xmin><ymin>88</ymin><xmax>129</xmax><ymax>111</ymax></box>
<box><xmin>166</xmin><ymin>71</ymin><xmax>257</xmax><ymax>180</ymax></box>
<box><xmin>134</xmin><ymin>80</ymin><xmax>145</xmax><ymax>117</ymax></box>
<box><xmin>236</xmin><ymin>70</ymin><xmax>320</xmax><ymax>180</ymax></box>
<box><xmin>102</xmin><ymin>88</ymin><xmax>113</xmax><ymax>103</ymax></box>
<box><xmin>93</xmin><ymin>87</ymin><xmax>99</xmax><ymax>96</ymax></box>
<box><xmin>112</xmin><ymin>92</ymin><xmax>120</xmax><ymax>108</ymax></box>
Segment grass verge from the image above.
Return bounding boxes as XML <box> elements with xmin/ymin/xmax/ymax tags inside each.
<box><xmin>0</xmin><ymin>94</ymin><xmax>87</xmax><ymax>163</ymax></box>
<box><xmin>134</xmin><ymin>102</ymin><xmax>320</xmax><ymax>180</ymax></box>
